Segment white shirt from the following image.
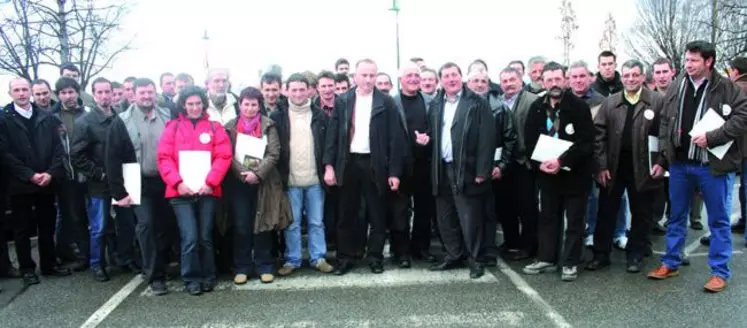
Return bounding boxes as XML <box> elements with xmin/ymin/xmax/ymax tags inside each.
<box><xmin>350</xmin><ymin>91</ymin><xmax>373</xmax><ymax>154</ymax></box>
<box><xmin>207</xmin><ymin>94</ymin><xmax>238</xmax><ymax>126</ymax></box>
<box><xmin>441</xmin><ymin>92</ymin><xmax>461</xmax><ymax>163</ymax></box>
<box><xmin>14</xmin><ymin>103</ymin><xmax>33</xmax><ymax>119</ymax></box>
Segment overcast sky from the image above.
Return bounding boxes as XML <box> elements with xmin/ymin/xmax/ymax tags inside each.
<box><xmin>3</xmin><ymin>0</ymin><xmax>639</xmax><ymax>102</ymax></box>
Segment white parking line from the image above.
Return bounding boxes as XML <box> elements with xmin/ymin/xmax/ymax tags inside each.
<box><xmin>494</xmin><ymin>259</ymin><xmax>573</xmax><ymax>328</ymax></box>
<box><xmin>79</xmin><ymin>275</ymin><xmax>144</xmax><ymax>328</ymax></box>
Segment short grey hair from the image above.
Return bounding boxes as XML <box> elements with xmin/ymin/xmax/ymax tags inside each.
<box><xmin>205</xmin><ymin>68</ymin><xmax>230</xmax><ymax>83</ymax></box>
<box><xmin>528</xmin><ymin>56</ymin><xmax>547</xmax><ymax>66</ymax></box>
<box><xmin>569</xmin><ymin>60</ymin><xmax>591</xmax><ymax>74</ymax></box>
<box><xmin>622</xmin><ymin>59</ymin><xmax>645</xmax><ymax>73</ymax></box>
<box><xmin>499</xmin><ymin>67</ymin><xmax>522</xmax><ymax>79</ymax></box>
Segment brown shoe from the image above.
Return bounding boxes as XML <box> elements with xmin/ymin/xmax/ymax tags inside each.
<box><xmin>647</xmin><ymin>265</ymin><xmax>679</xmax><ymax>280</ymax></box>
<box><xmin>277</xmin><ymin>264</ymin><xmax>295</xmax><ymax>276</ymax></box>
<box><xmin>314</xmin><ymin>259</ymin><xmax>334</xmax><ymax>273</ymax></box>
<box><xmin>260</xmin><ymin>273</ymin><xmax>274</xmax><ymax>283</ymax></box>
<box><xmin>703</xmin><ymin>276</ymin><xmax>727</xmax><ymax>293</ymax></box>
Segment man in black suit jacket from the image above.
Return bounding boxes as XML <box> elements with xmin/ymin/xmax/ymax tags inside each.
<box><xmin>522</xmin><ymin>62</ymin><xmax>595</xmax><ymax>282</ymax></box>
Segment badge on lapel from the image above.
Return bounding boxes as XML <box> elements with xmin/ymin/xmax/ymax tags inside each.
<box><xmin>565</xmin><ymin>123</ymin><xmax>575</xmax><ymax>135</ymax></box>
<box><xmin>199</xmin><ymin>132</ymin><xmax>211</xmax><ymax>144</ymax></box>
<box><xmin>723</xmin><ymin>104</ymin><xmax>732</xmax><ymax>116</ymax></box>
<box><xmin>644</xmin><ymin>109</ymin><xmax>654</xmax><ymax>120</ymax></box>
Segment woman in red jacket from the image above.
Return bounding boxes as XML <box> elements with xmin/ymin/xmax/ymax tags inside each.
<box><xmin>156</xmin><ymin>86</ymin><xmax>232</xmax><ymax>296</ymax></box>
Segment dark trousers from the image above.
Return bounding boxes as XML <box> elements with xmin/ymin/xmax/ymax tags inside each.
<box><xmin>232</xmin><ymin>182</ymin><xmax>274</xmax><ymax>275</ymax></box>
<box><xmin>0</xmin><ymin>191</ymin><xmax>14</xmax><ymax>273</ymax></box>
<box><xmin>494</xmin><ymin>162</ymin><xmax>539</xmax><ymax>254</ymax></box>
<box><xmin>387</xmin><ymin>191</ymin><xmax>411</xmax><ymax>259</ymax></box>
<box><xmin>337</xmin><ymin>154</ymin><xmax>387</xmax><ymax>262</ymax></box>
<box><xmin>435</xmin><ymin>162</ymin><xmax>485</xmax><ymax>263</ymax></box>
<box><xmin>652</xmin><ymin>179</ymin><xmax>669</xmax><ymax>222</ymax></box>
<box><xmin>55</xmin><ymin>180</ymin><xmax>89</xmax><ymax>260</ymax></box>
<box><xmin>133</xmin><ymin>177</ymin><xmax>173</xmax><ymax>283</ymax></box>
<box><xmin>410</xmin><ymin>159</ymin><xmax>434</xmax><ymax>254</ymax></box>
<box><xmin>10</xmin><ymin>192</ymin><xmax>57</xmax><ymax>272</ymax></box>
<box><xmin>171</xmin><ymin>196</ymin><xmax>216</xmax><ymax>285</ymax></box>
<box><xmin>594</xmin><ymin>161</ymin><xmax>657</xmax><ymax>262</ymax></box>
<box><xmin>324</xmin><ymin>186</ymin><xmax>339</xmax><ymax>246</ymax></box>
<box><xmin>537</xmin><ymin>186</ymin><xmax>588</xmax><ymax>267</ymax></box>
<box><xmin>482</xmin><ymin>191</ymin><xmax>499</xmax><ymax>260</ymax></box>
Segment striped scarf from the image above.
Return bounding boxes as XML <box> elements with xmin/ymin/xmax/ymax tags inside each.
<box><xmin>673</xmin><ymin>77</ymin><xmax>710</xmax><ymax>163</ymax></box>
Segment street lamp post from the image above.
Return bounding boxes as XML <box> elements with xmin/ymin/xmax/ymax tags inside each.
<box><xmin>202</xmin><ymin>29</ymin><xmax>210</xmax><ymax>70</ymax></box>
<box><xmin>389</xmin><ymin>0</ymin><xmax>401</xmax><ymax>90</ymax></box>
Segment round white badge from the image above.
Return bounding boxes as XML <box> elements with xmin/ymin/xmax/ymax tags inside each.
<box><xmin>199</xmin><ymin>132</ymin><xmax>211</xmax><ymax>144</ymax></box>
<box><xmin>565</xmin><ymin>123</ymin><xmax>575</xmax><ymax>135</ymax></box>
<box><xmin>644</xmin><ymin>109</ymin><xmax>655</xmax><ymax>120</ymax></box>
<box><xmin>723</xmin><ymin>104</ymin><xmax>732</xmax><ymax>116</ymax></box>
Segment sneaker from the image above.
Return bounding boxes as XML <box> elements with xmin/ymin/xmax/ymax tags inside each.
<box><xmin>277</xmin><ymin>264</ymin><xmax>295</xmax><ymax>276</ymax></box>
<box><xmin>150</xmin><ymin>280</ymin><xmax>168</xmax><ymax>296</ymax></box>
<box><xmin>561</xmin><ymin>266</ymin><xmax>578</xmax><ymax>281</ymax></box>
<box><xmin>260</xmin><ymin>273</ymin><xmax>274</xmax><ymax>283</ymax></box>
<box><xmin>233</xmin><ymin>274</ymin><xmax>248</xmax><ymax>285</ymax></box>
<box><xmin>522</xmin><ymin>261</ymin><xmax>557</xmax><ymax>275</ymax></box>
<box><xmin>690</xmin><ymin>221</ymin><xmax>704</xmax><ymax>230</ymax></box>
<box><xmin>185</xmin><ymin>283</ymin><xmax>202</xmax><ymax>296</ymax></box>
<box><xmin>314</xmin><ymin>259</ymin><xmax>334</xmax><ymax>273</ymax></box>
<box><xmin>584</xmin><ymin>235</ymin><xmax>594</xmax><ymax>247</ymax></box>
<box><xmin>613</xmin><ymin>236</ymin><xmax>628</xmax><ymax>250</ymax></box>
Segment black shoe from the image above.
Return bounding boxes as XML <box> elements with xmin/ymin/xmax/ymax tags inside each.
<box><xmin>732</xmin><ymin>222</ymin><xmax>745</xmax><ymax>233</ymax></box>
<box><xmin>333</xmin><ymin>260</ymin><xmax>353</xmax><ymax>276</ymax></box>
<box><xmin>70</xmin><ymin>260</ymin><xmax>89</xmax><ymax>272</ymax></box>
<box><xmin>682</xmin><ymin>256</ymin><xmax>691</xmax><ymax>266</ymax></box>
<box><xmin>369</xmin><ymin>261</ymin><xmax>384</xmax><ymax>274</ymax></box>
<box><xmin>585</xmin><ymin>258</ymin><xmax>611</xmax><ymax>271</ymax></box>
<box><xmin>22</xmin><ymin>272</ymin><xmax>40</xmax><ymax>285</ymax></box>
<box><xmin>700</xmin><ymin>236</ymin><xmax>711</xmax><ymax>246</ymax></box>
<box><xmin>644</xmin><ymin>247</ymin><xmax>653</xmax><ymax>258</ymax></box>
<box><xmin>398</xmin><ymin>258</ymin><xmax>412</xmax><ymax>269</ymax></box>
<box><xmin>41</xmin><ymin>266</ymin><xmax>71</xmax><ymax>277</ymax></box>
<box><xmin>483</xmin><ymin>257</ymin><xmax>498</xmax><ymax>267</ymax></box>
<box><xmin>626</xmin><ymin>259</ymin><xmax>642</xmax><ymax>273</ymax></box>
<box><xmin>202</xmin><ymin>281</ymin><xmax>216</xmax><ymax>293</ymax></box>
<box><xmin>150</xmin><ymin>280</ymin><xmax>168</xmax><ymax>296</ymax></box>
<box><xmin>92</xmin><ymin>266</ymin><xmax>110</xmax><ymax>282</ymax></box>
<box><xmin>690</xmin><ymin>221</ymin><xmax>704</xmax><ymax>230</ymax></box>
<box><xmin>413</xmin><ymin>251</ymin><xmax>437</xmax><ymax>263</ymax></box>
<box><xmin>0</xmin><ymin>267</ymin><xmax>21</xmax><ymax>278</ymax></box>
<box><xmin>502</xmin><ymin>249</ymin><xmax>530</xmax><ymax>261</ymax></box>
<box><xmin>652</xmin><ymin>222</ymin><xmax>667</xmax><ymax>235</ymax></box>
<box><xmin>429</xmin><ymin>261</ymin><xmax>459</xmax><ymax>271</ymax></box>
<box><xmin>469</xmin><ymin>263</ymin><xmax>485</xmax><ymax>279</ymax></box>
<box><xmin>122</xmin><ymin>262</ymin><xmax>142</xmax><ymax>274</ymax></box>
<box><xmin>185</xmin><ymin>283</ymin><xmax>202</xmax><ymax>296</ymax></box>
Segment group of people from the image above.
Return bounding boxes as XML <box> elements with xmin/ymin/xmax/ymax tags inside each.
<box><xmin>0</xmin><ymin>39</ymin><xmax>746</xmax><ymax>297</ymax></box>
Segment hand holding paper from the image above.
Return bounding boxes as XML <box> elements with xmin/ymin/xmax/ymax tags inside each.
<box><xmin>689</xmin><ymin>109</ymin><xmax>733</xmax><ymax>160</ymax></box>
<box><xmin>531</xmin><ymin>135</ymin><xmax>571</xmax><ymax>171</ymax></box>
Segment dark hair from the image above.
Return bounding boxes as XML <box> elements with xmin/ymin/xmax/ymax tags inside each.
<box><xmin>260</xmin><ymin>73</ymin><xmax>282</xmax><ymax>88</ymax></box>
<box><xmin>302</xmin><ymin>71</ymin><xmax>318</xmax><ymax>87</ymax></box>
<box><xmin>133</xmin><ymin>78</ymin><xmax>156</xmax><ymax>91</ymax></box>
<box><xmin>90</xmin><ymin>77</ymin><xmax>111</xmax><ymax>94</ymax></box>
<box><xmin>499</xmin><ymin>67</ymin><xmax>522</xmax><ymax>79</ymax></box>
<box><xmin>123</xmin><ymin>76</ymin><xmax>137</xmax><ymax>84</ymax></box>
<box><xmin>177</xmin><ymin>86</ymin><xmax>209</xmax><ymax>112</ymax></box>
<box><xmin>111</xmin><ymin>81</ymin><xmax>123</xmax><ymax>89</ymax></box>
<box><xmin>421</xmin><ymin>68</ymin><xmax>438</xmax><ymax>78</ymax></box>
<box><xmin>317</xmin><ymin>70</ymin><xmax>336</xmax><ymax>82</ymax></box>
<box><xmin>376</xmin><ymin>72</ymin><xmax>392</xmax><ymax>83</ymax></box>
<box><xmin>175</xmin><ymin>73</ymin><xmax>194</xmax><ymax>83</ymax></box>
<box><xmin>159</xmin><ymin>72</ymin><xmax>174</xmax><ymax>85</ymax></box>
<box><xmin>730</xmin><ymin>57</ymin><xmax>747</xmax><ymax>75</ymax></box>
<box><xmin>469</xmin><ymin>59</ymin><xmax>488</xmax><ymax>71</ymax></box>
<box><xmin>438</xmin><ymin>62</ymin><xmax>462</xmax><ymax>78</ymax></box>
<box><xmin>31</xmin><ymin>79</ymin><xmax>51</xmax><ymax>90</ymax></box>
<box><xmin>59</xmin><ymin>63</ymin><xmax>80</xmax><ymax>75</ymax></box>
<box><xmin>54</xmin><ymin>77</ymin><xmax>80</xmax><ymax>95</ymax></box>
<box><xmin>542</xmin><ymin>61</ymin><xmax>567</xmax><ymax>76</ymax></box>
<box><xmin>598</xmin><ymin>50</ymin><xmax>617</xmax><ymax>62</ymax></box>
<box><xmin>621</xmin><ymin>60</ymin><xmax>645</xmax><ymax>74</ymax></box>
<box><xmin>410</xmin><ymin>57</ymin><xmax>424</xmax><ymax>63</ymax></box>
<box><xmin>508</xmin><ymin>60</ymin><xmax>525</xmax><ymax>71</ymax></box>
<box><xmin>652</xmin><ymin>58</ymin><xmax>674</xmax><ymax>70</ymax></box>
<box><xmin>685</xmin><ymin>40</ymin><xmax>717</xmax><ymax>69</ymax></box>
<box><xmin>335</xmin><ymin>58</ymin><xmax>349</xmax><ymax>69</ymax></box>
<box><xmin>286</xmin><ymin>73</ymin><xmax>310</xmax><ymax>88</ymax></box>
<box><xmin>334</xmin><ymin>73</ymin><xmax>350</xmax><ymax>85</ymax></box>
<box><xmin>238</xmin><ymin>87</ymin><xmax>265</xmax><ymax>107</ymax></box>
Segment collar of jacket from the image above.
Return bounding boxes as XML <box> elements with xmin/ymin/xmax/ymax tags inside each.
<box><xmin>613</xmin><ymin>87</ymin><xmax>656</xmax><ymax>108</ymax></box>
<box><xmin>595</xmin><ymin>71</ymin><xmax>623</xmax><ymax>87</ymax></box>
<box><xmin>52</xmin><ymin>101</ymin><xmax>86</xmax><ymax>115</ymax></box>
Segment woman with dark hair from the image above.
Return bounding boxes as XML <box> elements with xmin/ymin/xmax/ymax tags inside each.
<box><xmin>156</xmin><ymin>86</ymin><xmax>232</xmax><ymax>295</ymax></box>
<box><xmin>225</xmin><ymin>87</ymin><xmax>290</xmax><ymax>284</ymax></box>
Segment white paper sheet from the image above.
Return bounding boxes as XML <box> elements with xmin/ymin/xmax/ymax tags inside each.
<box><xmin>178</xmin><ymin>150</ymin><xmax>212</xmax><ymax>192</ymax></box>
<box><xmin>113</xmin><ymin>163</ymin><xmax>141</xmax><ymax>205</ymax></box>
<box><xmin>235</xmin><ymin>134</ymin><xmax>267</xmax><ymax>163</ymax></box>
<box><xmin>493</xmin><ymin>147</ymin><xmax>503</xmax><ymax>161</ymax></box>
<box><xmin>530</xmin><ymin>135</ymin><xmax>572</xmax><ymax>171</ymax></box>
<box><xmin>689</xmin><ymin>109</ymin><xmax>734</xmax><ymax>160</ymax></box>
<box><xmin>647</xmin><ymin>136</ymin><xmax>669</xmax><ymax>177</ymax></box>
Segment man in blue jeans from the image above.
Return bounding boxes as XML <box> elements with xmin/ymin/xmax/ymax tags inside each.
<box><xmin>648</xmin><ymin>41</ymin><xmax>747</xmax><ymax>293</ymax></box>
<box><xmin>272</xmin><ymin>73</ymin><xmax>334</xmax><ymax>276</ymax></box>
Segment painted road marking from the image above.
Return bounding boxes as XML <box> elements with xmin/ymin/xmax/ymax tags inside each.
<box><xmin>79</xmin><ymin>275</ymin><xmax>144</xmax><ymax>328</ymax></box>
<box><xmin>494</xmin><ymin>259</ymin><xmax>573</xmax><ymax>328</ymax></box>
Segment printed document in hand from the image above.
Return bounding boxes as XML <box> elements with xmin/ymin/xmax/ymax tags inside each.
<box><xmin>530</xmin><ymin>134</ymin><xmax>572</xmax><ymax>171</ymax></box>
<box><xmin>112</xmin><ymin>163</ymin><xmax>141</xmax><ymax>205</ymax></box>
<box><xmin>493</xmin><ymin>147</ymin><xmax>503</xmax><ymax>161</ymax></box>
<box><xmin>647</xmin><ymin>136</ymin><xmax>669</xmax><ymax>177</ymax></box>
<box><xmin>689</xmin><ymin>109</ymin><xmax>733</xmax><ymax>160</ymax></box>
<box><xmin>235</xmin><ymin>134</ymin><xmax>267</xmax><ymax>163</ymax></box>
<box><xmin>179</xmin><ymin>150</ymin><xmax>212</xmax><ymax>192</ymax></box>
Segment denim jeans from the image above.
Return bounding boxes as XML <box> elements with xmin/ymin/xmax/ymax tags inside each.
<box><xmin>284</xmin><ymin>184</ymin><xmax>326</xmax><ymax>267</ymax></box>
<box><xmin>586</xmin><ymin>183</ymin><xmax>628</xmax><ymax>239</ymax></box>
<box><xmin>231</xmin><ymin>182</ymin><xmax>275</xmax><ymax>275</ymax></box>
<box><xmin>664</xmin><ymin>162</ymin><xmax>734</xmax><ymax>279</ymax></box>
<box><xmin>171</xmin><ymin>196</ymin><xmax>217</xmax><ymax>285</ymax></box>
<box><xmin>87</xmin><ymin>197</ymin><xmax>112</xmax><ymax>268</ymax></box>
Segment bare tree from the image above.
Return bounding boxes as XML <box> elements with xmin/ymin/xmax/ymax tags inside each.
<box><xmin>599</xmin><ymin>13</ymin><xmax>619</xmax><ymax>53</ymax></box>
<box><xmin>558</xmin><ymin>0</ymin><xmax>579</xmax><ymax>66</ymax></box>
<box><xmin>705</xmin><ymin>0</ymin><xmax>747</xmax><ymax>61</ymax></box>
<box><xmin>0</xmin><ymin>0</ymin><xmax>44</xmax><ymax>80</ymax></box>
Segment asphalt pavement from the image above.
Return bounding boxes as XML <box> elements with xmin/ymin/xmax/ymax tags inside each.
<box><xmin>1</xmin><ymin>204</ymin><xmax>746</xmax><ymax>328</ymax></box>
